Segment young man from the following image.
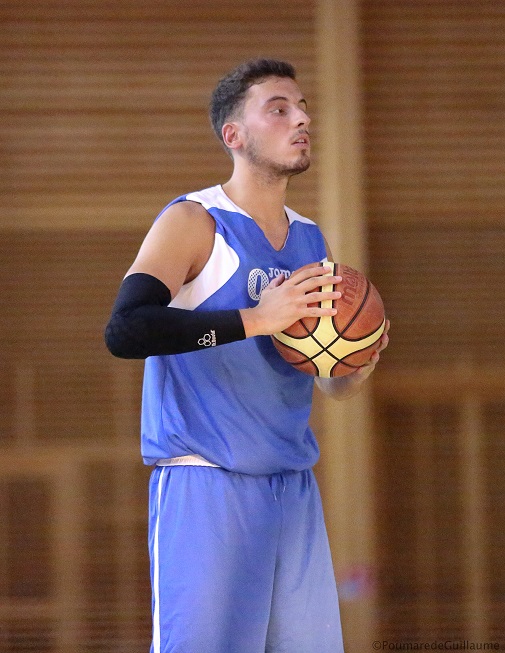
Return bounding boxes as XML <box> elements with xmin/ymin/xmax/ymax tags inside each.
<box><xmin>105</xmin><ymin>59</ymin><xmax>388</xmax><ymax>653</ymax></box>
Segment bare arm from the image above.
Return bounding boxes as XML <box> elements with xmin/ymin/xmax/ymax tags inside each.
<box><xmin>125</xmin><ymin>200</ymin><xmax>216</xmax><ymax>296</ymax></box>
<box><xmin>127</xmin><ymin>201</ymin><xmax>341</xmax><ymax>334</ymax></box>
<box><xmin>105</xmin><ymin>202</ymin><xmax>343</xmax><ymax>358</ymax></box>
<box><xmin>105</xmin><ymin>201</ymin><xmax>247</xmax><ymax>358</ymax></box>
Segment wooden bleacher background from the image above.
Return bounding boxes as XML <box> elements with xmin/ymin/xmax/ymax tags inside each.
<box><xmin>362</xmin><ymin>1</ymin><xmax>505</xmax><ymax>643</ymax></box>
<box><xmin>1</xmin><ymin>0</ymin><xmax>504</xmax><ymax>651</ymax></box>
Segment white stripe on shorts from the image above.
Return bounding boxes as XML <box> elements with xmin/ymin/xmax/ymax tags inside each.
<box><xmin>156</xmin><ymin>454</ymin><xmax>220</xmax><ymax>468</ymax></box>
<box><xmin>152</xmin><ymin>466</ymin><xmax>166</xmax><ymax>653</ymax></box>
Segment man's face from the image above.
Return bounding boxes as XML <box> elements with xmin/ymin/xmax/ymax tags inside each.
<box><xmin>235</xmin><ymin>76</ymin><xmax>311</xmax><ymax>178</ymax></box>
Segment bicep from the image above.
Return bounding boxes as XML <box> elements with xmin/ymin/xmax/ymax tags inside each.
<box><xmin>125</xmin><ymin>201</ymin><xmax>216</xmax><ymax>298</ymax></box>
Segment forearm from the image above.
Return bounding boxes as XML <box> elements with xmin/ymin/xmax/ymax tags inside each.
<box><xmin>315</xmin><ymin>369</ymin><xmax>372</xmax><ymax>400</ymax></box>
<box><xmin>104</xmin><ymin>273</ymin><xmax>245</xmax><ymax>359</ymax></box>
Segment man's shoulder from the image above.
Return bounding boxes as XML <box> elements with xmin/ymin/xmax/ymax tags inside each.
<box><xmin>184</xmin><ymin>185</ymin><xmax>225</xmax><ymax>210</ymax></box>
<box><xmin>155</xmin><ymin>185</ymin><xmax>234</xmax><ymax>221</ymax></box>
<box><xmin>155</xmin><ymin>190</ymin><xmax>215</xmax><ymax>223</ymax></box>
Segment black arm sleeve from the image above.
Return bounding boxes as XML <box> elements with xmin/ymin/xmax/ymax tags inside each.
<box><xmin>104</xmin><ymin>273</ymin><xmax>246</xmax><ymax>359</ymax></box>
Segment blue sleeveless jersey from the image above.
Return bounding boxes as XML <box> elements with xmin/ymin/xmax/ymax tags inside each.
<box><xmin>141</xmin><ymin>185</ymin><xmax>328</xmax><ymax>475</ymax></box>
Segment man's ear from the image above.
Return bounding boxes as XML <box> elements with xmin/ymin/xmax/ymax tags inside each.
<box><xmin>222</xmin><ymin>122</ymin><xmax>243</xmax><ymax>151</ymax></box>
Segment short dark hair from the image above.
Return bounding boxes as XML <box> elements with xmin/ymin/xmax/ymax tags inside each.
<box><xmin>209</xmin><ymin>58</ymin><xmax>296</xmax><ymax>148</ymax></box>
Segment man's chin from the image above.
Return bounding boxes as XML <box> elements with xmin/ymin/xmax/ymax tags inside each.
<box><xmin>287</xmin><ymin>157</ymin><xmax>311</xmax><ymax>176</ymax></box>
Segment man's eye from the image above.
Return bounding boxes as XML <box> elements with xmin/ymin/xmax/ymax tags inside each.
<box><xmin>272</xmin><ymin>108</ymin><xmax>286</xmax><ymax>114</ymax></box>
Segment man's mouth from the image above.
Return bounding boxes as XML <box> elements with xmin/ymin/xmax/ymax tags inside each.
<box><xmin>292</xmin><ymin>135</ymin><xmax>310</xmax><ymax>146</ymax></box>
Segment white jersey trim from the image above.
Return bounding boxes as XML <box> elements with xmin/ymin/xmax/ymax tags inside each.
<box><xmin>186</xmin><ymin>185</ymin><xmax>251</xmax><ymax>217</ymax></box>
<box><xmin>187</xmin><ymin>184</ymin><xmax>317</xmax><ymax>226</ymax></box>
<box><xmin>169</xmin><ymin>185</ymin><xmax>315</xmax><ymax>310</ymax></box>
<box><xmin>284</xmin><ymin>205</ymin><xmax>317</xmax><ymax>225</ymax></box>
<box><xmin>169</xmin><ymin>232</ymin><xmax>239</xmax><ymax>310</ymax></box>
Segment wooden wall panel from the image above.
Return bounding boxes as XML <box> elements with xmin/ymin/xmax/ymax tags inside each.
<box><xmin>362</xmin><ymin>0</ymin><xmax>505</xmax><ymax>645</ymax></box>
<box><xmin>362</xmin><ymin>0</ymin><xmax>505</xmax><ymax>225</ymax></box>
<box><xmin>1</xmin><ymin>0</ymin><xmax>318</xmax><ymax>230</ymax></box>
<box><xmin>483</xmin><ymin>402</ymin><xmax>505</xmax><ymax>619</ymax></box>
<box><xmin>369</xmin><ymin>223</ymin><xmax>505</xmax><ymax>369</ymax></box>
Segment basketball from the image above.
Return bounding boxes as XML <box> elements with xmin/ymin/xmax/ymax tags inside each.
<box><xmin>271</xmin><ymin>261</ymin><xmax>386</xmax><ymax>377</ymax></box>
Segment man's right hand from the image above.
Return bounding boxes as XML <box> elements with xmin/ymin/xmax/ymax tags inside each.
<box><xmin>240</xmin><ymin>263</ymin><xmax>342</xmax><ymax>337</ymax></box>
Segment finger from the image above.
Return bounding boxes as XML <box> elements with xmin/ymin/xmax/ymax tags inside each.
<box><xmin>303</xmin><ymin>304</ymin><xmax>339</xmax><ymax>318</ymax></box>
<box><xmin>369</xmin><ymin>350</ymin><xmax>380</xmax><ymax>364</ymax></box>
<box><xmin>290</xmin><ymin>261</ymin><xmax>325</xmax><ymax>277</ymax></box>
<box><xmin>266</xmin><ymin>273</ymin><xmax>285</xmax><ymax>289</ymax></box>
<box><xmin>289</xmin><ymin>264</ymin><xmax>339</xmax><ymax>286</ymax></box>
<box><xmin>353</xmin><ymin>361</ymin><xmax>376</xmax><ymax>381</ymax></box>
<box><xmin>376</xmin><ymin>333</ymin><xmax>389</xmax><ymax>353</ymax></box>
<box><xmin>297</xmin><ymin>274</ymin><xmax>342</xmax><ymax>293</ymax></box>
<box><xmin>303</xmin><ymin>290</ymin><xmax>341</xmax><ymax>305</ymax></box>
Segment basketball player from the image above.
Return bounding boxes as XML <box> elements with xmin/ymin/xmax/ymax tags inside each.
<box><xmin>105</xmin><ymin>59</ymin><xmax>389</xmax><ymax>653</ymax></box>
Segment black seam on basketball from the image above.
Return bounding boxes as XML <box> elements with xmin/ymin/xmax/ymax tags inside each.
<box><xmin>329</xmin><ymin>319</ymin><xmax>385</xmax><ymax>343</ymax></box>
<box><xmin>282</xmin><ymin>315</ymin><xmax>321</xmax><ymax>338</ymax></box>
<box><xmin>340</xmin><ymin>280</ymin><xmax>371</xmax><ymax>337</ymax></box>
<box><xmin>308</xmin><ymin>332</ymin><xmax>339</xmax><ymax>357</ymax></box>
<box><xmin>312</xmin><ymin>329</ymin><xmax>380</xmax><ymax>363</ymax></box>
<box><xmin>278</xmin><ymin>325</ymin><xmax>381</xmax><ymax>367</ymax></box>
<box><xmin>303</xmin><ymin>315</ymin><xmax>321</xmax><ymax>336</ymax></box>
<box><xmin>312</xmin><ymin>350</ymin><xmax>340</xmax><ymax>363</ymax></box>
<box><xmin>339</xmin><ymin>360</ymin><xmax>361</xmax><ymax>369</ymax></box>
<box><xmin>276</xmin><ymin>334</ymin><xmax>342</xmax><ymax>365</ymax></box>
<box><xmin>336</xmin><ymin>328</ymin><xmax>382</xmax><ymax>342</ymax></box>
<box><xmin>291</xmin><ymin>360</ymin><xmax>318</xmax><ymax>369</ymax></box>
<box><xmin>340</xmin><ymin>350</ymin><xmax>373</xmax><ymax>363</ymax></box>
<box><xmin>274</xmin><ymin>341</ymin><xmax>314</xmax><ymax>361</ymax></box>
<box><xmin>303</xmin><ymin>334</ymin><xmax>342</xmax><ymax>364</ymax></box>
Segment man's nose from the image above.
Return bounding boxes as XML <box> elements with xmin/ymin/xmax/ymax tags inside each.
<box><xmin>295</xmin><ymin>107</ymin><xmax>310</xmax><ymax>128</ymax></box>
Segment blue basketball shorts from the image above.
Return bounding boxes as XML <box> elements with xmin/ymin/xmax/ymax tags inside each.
<box><xmin>148</xmin><ymin>465</ymin><xmax>344</xmax><ymax>653</ymax></box>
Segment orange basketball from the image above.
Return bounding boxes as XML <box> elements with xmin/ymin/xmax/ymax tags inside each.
<box><xmin>271</xmin><ymin>262</ymin><xmax>386</xmax><ymax>377</ymax></box>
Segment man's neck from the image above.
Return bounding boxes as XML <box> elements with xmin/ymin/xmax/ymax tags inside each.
<box><xmin>222</xmin><ymin>167</ymin><xmax>289</xmax><ymax>229</ymax></box>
